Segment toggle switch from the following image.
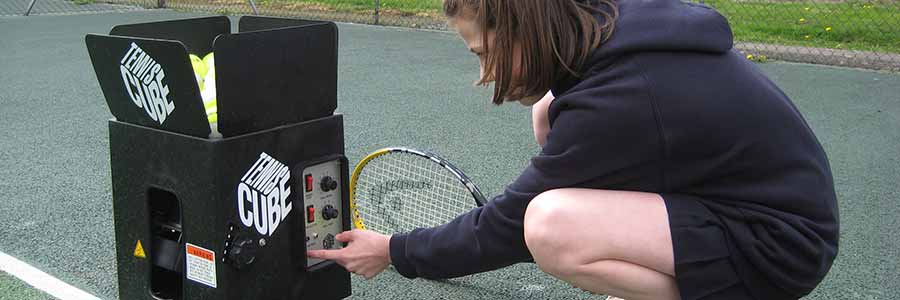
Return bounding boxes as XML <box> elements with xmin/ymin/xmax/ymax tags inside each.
<box><xmin>305</xmin><ymin>174</ymin><xmax>313</xmax><ymax>192</ymax></box>
<box><xmin>306</xmin><ymin>205</ymin><xmax>315</xmax><ymax>223</ymax></box>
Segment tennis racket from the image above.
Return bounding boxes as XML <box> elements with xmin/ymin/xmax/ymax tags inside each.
<box><xmin>349</xmin><ymin>147</ymin><xmax>487</xmax><ymax>235</ymax></box>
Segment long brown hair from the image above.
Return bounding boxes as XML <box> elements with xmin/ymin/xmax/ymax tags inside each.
<box><xmin>444</xmin><ymin>0</ymin><xmax>618</xmax><ymax>104</ymax></box>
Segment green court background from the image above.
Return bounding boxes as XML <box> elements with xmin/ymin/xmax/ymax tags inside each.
<box><xmin>0</xmin><ymin>9</ymin><xmax>898</xmax><ymax>300</ymax></box>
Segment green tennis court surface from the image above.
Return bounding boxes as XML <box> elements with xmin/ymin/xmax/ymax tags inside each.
<box><xmin>0</xmin><ymin>9</ymin><xmax>897</xmax><ymax>300</ymax></box>
<box><xmin>0</xmin><ymin>271</ymin><xmax>54</xmax><ymax>300</ymax></box>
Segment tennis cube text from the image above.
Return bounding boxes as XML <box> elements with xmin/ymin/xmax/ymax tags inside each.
<box><xmin>119</xmin><ymin>42</ymin><xmax>174</xmax><ymax>124</ymax></box>
<box><xmin>237</xmin><ymin>152</ymin><xmax>293</xmax><ymax>236</ymax></box>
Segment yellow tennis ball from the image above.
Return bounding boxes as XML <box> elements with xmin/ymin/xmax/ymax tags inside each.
<box><xmin>201</xmin><ymin>66</ymin><xmax>217</xmax><ymax>125</ymax></box>
<box><xmin>206</xmin><ymin>96</ymin><xmax>218</xmax><ymax>124</ymax></box>
<box><xmin>195</xmin><ymin>52</ymin><xmax>219</xmax><ymax>132</ymax></box>
<box><xmin>202</xmin><ymin>65</ymin><xmax>216</xmax><ymax>100</ymax></box>
<box><xmin>203</xmin><ymin>52</ymin><xmax>215</xmax><ymax>70</ymax></box>
<box><xmin>205</xmin><ymin>97</ymin><xmax>217</xmax><ymax>116</ymax></box>
<box><xmin>189</xmin><ymin>54</ymin><xmax>207</xmax><ymax>91</ymax></box>
<box><xmin>190</xmin><ymin>54</ymin><xmax>207</xmax><ymax>78</ymax></box>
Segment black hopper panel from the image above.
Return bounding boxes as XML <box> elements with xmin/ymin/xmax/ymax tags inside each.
<box><xmin>85</xmin><ymin>34</ymin><xmax>211</xmax><ymax>138</ymax></box>
<box><xmin>214</xmin><ymin>22</ymin><xmax>338</xmax><ymax>137</ymax></box>
<box><xmin>238</xmin><ymin>16</ymin><xmax>331</xmax><ymax>33</ymax></box>
<box><xmin>110</xmin><ymin>16</ymin><xmax>230</xmax><ymax>56</ymax></box>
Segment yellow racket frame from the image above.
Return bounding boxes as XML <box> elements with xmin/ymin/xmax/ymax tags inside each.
<box><xmin>349</xmin><ymin>147</ymin><xmax>487</xmax><ymax>231</ymax></box>
<box><xmin>349</xmin><ymin>148</ymin><xmax>392</xmax><ymax>230</ymax></box>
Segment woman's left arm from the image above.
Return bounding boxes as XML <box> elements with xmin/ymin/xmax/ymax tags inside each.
<box><xmin>532</xmin><ymin>91</ymin><xmax>555</xmax><ymax>147</ymax></box>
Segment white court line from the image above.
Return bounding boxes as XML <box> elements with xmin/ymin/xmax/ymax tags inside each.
<box><xmin>0</xmin><ymin>251</ymin><xmax>102</xmax><ymax>300</ymax></box>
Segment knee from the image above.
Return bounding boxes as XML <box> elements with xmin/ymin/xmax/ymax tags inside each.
<box><xmin>524</xmin><ymin>190</ymin><xmax>581</xmax><ymax>277</ymax></box>
<box><xmin>524</xmin><ymin>190</ymin><xmax>566</xmax><ymax>247</ymax></box>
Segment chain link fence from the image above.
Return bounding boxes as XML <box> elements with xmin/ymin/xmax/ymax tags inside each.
<box><xmin>0</xmin><ymin>0</ymin><xmax>144</xmax><ymax>16</ymax></box>
<box><xmin>4</xmin><ymin>0</ymin><xmax>898</xmax><ymax>71</ymax></box>
<box><xmin>704</xmin><ymin>0</ymin><xmax>900</xmax><ymax>71</ymax></box>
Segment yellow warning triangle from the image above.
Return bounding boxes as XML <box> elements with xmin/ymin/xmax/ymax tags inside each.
<box><xmin>133</xmin><ymin>240</ymin><xmax>146</xmax><ymax>259</ymax></box>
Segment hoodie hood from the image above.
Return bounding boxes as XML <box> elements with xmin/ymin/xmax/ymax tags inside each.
<box><xmin>598</xmin><ymin>0</ymin><xmax>734</xmax><ymax>57</ymax></box>
<box><xmin>553</xmin><ymin>0</ymin><xmax>734</xmax><ymax>94</ymax></box>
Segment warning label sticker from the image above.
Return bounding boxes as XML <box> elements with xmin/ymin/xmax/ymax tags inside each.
<box><xmin>185</xmin><ymin>243</ymin><xmax>217</xmax><ymax>288</ymax></box>
<box><xmin>133</xmin><ymin>240</ymin><xmax>146</xmax><ymax>258</ymax></box>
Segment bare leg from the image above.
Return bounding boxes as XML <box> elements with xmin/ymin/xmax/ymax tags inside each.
<box><xmin>524</xmin><ymin>189</ymin><xmax>681</xmax><ymax>300</ymax></box>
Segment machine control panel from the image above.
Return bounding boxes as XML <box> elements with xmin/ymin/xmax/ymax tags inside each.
<box><xmin>303</xmin><ymin>159</ymin><xmax>344</xmax><ymax>267</ymax></box>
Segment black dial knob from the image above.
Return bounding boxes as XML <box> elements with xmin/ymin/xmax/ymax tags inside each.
<box><xmin>322</xmin><ymin>204</ymin><xmax>339</xmax><ymax>220</ymax></box>
<box><xmin>328</xmin><ymin>178</ymin><xmax>338</xmax><ymax>191</ymax></box>
<box><xmin>323</xmin><ymin>234</ymin><xmax>336</xmax><ymax>249</ymax></box>
<box><xmin>320</xmin><ymin>176</ymin><xmax>336</xmax><ymax>192</ymax></box>
<box><xmin>226</xmin><ymin>235</ymin><xmax>257</xmax><ymax>270</ymax></box>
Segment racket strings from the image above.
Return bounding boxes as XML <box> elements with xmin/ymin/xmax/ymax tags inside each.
<box><xmin>355</xmin><ymin>152</ymin><xmax>475</xmax><ymax>234</ymax></box>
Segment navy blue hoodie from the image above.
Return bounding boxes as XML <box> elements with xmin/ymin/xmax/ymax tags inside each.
<box><xmin>389</xmin><ymin>0</ymin><xmax>839</xmax><ymax>298</ymax></box>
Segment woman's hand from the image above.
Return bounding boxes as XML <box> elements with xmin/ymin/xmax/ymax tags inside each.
<box><xmin>532</xmin><ymin>91</ymin><xmax>555</xmax><ymax>147</ymax></box>
<box><xmin>307</xmin><ymin>229</ymin><xmax>392</xmax><ymax>279</ymax></box>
